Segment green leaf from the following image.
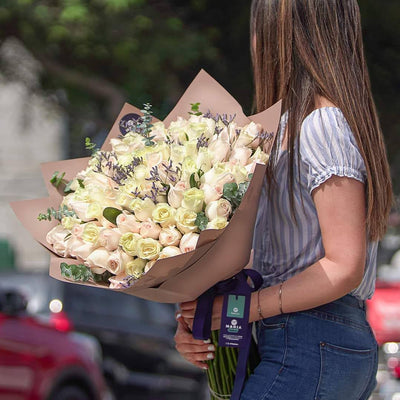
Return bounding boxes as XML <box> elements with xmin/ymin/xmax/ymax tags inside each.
<box><xmin>195</xmin><ymin>212</ymin><xmax>209</xmax><ymax>231</ymax></box>
<box><xmin>103</xmin><ymin>207</ymin><xmax>123</xmax><ymax>225</ymax></box>
<box><xmin>92</xmin><ymin>270</ymin><xmax>113</xmax><ymax>283</ymax></box>
<box><xmin>50</xmin><ymin>171</ymin><xmax>66</xmax><ymax>188</ymax></box>
<box><xmin>60</xmin><ymin>262</ymin><xmax>93</xmax><ymax>282</ymax></box>
<box><xmin>222</xmin><ymin>182</ymin><xmax>238</xmax><ymax>200</ymax></box>
<box><xmin>190</xmin><ymin>173</ymin><xmax>199</xmax><ymax>189</ymax></box>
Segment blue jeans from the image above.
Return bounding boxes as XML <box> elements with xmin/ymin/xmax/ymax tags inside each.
<box><xmin>240</xmin><ymin>294</ymin><xmax>378</xmax><ymax>400</ymax></box>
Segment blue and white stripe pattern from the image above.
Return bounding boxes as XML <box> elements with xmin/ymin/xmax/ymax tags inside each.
<box><xmin>252</xmin><ymin>107</ymin><xmax>378</xmax><ymax>300</ymax></box>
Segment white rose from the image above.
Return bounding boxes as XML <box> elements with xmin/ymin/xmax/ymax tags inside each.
<box><xmin>116</xmin><ymin>212</ymin><xmax>142</xmax><ymax>234</ymax></box>
<box><xmin>207</xmin><ymin>217</ymin><xmax>228</xmax><ymax>230</ymax></box>
<box><xmin>229</xmin><ymin>147</ymin><xmax>252</xmax><ymax>166</ymax></box>
<box><xmin>159</xmin><ymin>226</ymin><xmax>182</xmax><ymax>247</ymax></box>
<box><xmin>152</xmin><ymin>203</ymin><xmax>176</xmax><ymax>227</ymax></box>
<box><xmin>136</xmin><ymin>238</ymin><xmax>162</xmax><ymax>260</ymax></box>
<box><xmin>181</xmin><ymin>188</ymin><xmax>205</xmax><ymax>213</ymax></box>
<box><xmin>139</xmin><ymin>220</ymin><xmax>162</xmax><ymax>240</ymax></box>
<box><xmin>150</xmin><ymin>121</ymin><xmax>167</xmax><ymax>141</ymax></box>
<box><xmin>175</xmin><ymin>207</ymin><xmax>199</xmax><ymax>234</ymax></box>
<box><xmin>167</xmin><ymin>181</ymin><xmax>187</xmax><ymax>209</ymax></box>
<box><xmin>169</xmin><ymin>144</ymin><xmax>186</xmax><ymax>165</ymax></box>
<box><xmin>130</xmin><ymin>198</ymin><xmax>156</xmax><ymax>221</ymax></box>
<box><xmin>85</xmin><ymin>248</ymin><xmax>111</xmax><ymax>270</ymax></box>
<box><xmin>119</xmin><ymin>232</ymin><xmax>142</xmax><ymax>256</ymax></box>
<box><xmin>196</xmin><ymin>148</ymin><xmax>212</xmax><ymax>172</ymax></box>
<box><xmin>179</xmin><ymin>233</ymin><xmax>200</xmax><ymax>253</ymax></box>
<box><xmin>110</xmin><ymin>138</ymin><xmax>130</xmax><ymax>154</ymax></box>
<box><xmin>107</xmin><ymin>249</ymin><xmax>132</xmax><ymax>275</ymax></box>
<box><xmin>126</xmin><ymin>258</ymin><xmax>147</xmax><ymax>278</ymax></box>
<box><xmin>67</xmin><ymin>236</ymin><xmax>98</xmax><ymax>260</ymax></box>
<box><xmin>81</xmin><ymin>222</ymin><xmax>101</xmax><ymax>244</ymax></box>
<box><xmin>158</xmin><ymin>246</ymin><xmax>182</xmax><ymax>259</ymax></box>
<box><xmin>183</xmin><ymin>140</ymin><xmax>198</xmax><ymax>158</ymax></box>
<box><xmin>98</xmin><ymin>228</ymin><xmax>121</xmax><ymax>251</ymax></box>
<box><xmin>205</xmin><ymin>199</ymin><xmax>232</xmax><ymax>220</ymax></box>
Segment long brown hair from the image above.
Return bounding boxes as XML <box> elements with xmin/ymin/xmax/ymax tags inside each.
<box><xmin>250</xmin><ymin>0</ymin><xmax>392</xmax><ymax>241</ymax></box>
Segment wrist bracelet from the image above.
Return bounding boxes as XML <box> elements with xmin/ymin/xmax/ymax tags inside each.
<box><xmin>257</xmin><ymin>289</ymin><xmax>265</xmax><ymax>320</ymax></box>
<box><xmin>279</xmin><ymin>281</ymin><xmax>284</xmax><ymax>314</ymax></box>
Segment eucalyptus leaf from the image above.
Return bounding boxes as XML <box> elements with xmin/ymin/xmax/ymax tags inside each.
<box><xmin>60</xmin><ymin>262</ymin><xmax>93</xmax><ymax>282</ymax></box>
<box><xmin>103</xmin><ymin>207</ymin><xmax>123</xmax><ymax>225</ymax></box>
<box><xmin>195</xmin><ymin>212</ymin><xmax>209</xmax><ymax>231</ymax></box>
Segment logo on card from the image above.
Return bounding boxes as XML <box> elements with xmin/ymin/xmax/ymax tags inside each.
<box><xmin>119</xmin><ymin>113</ymin><xmax>141</xmax><ymax>135</ymax></box>
<box><xmin>227</xmin><ymin>295</ymin><xmax>245</xmax><ymax>319</ymax></box>
<box><xmin>227</xmin><ymin>319</ymin><xmax>239</xmax><ymax>333</ymax></box>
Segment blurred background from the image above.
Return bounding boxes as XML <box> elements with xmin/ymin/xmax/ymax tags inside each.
<box><xmin>0</xmin><ymin>0</ymin><xmax>399</xmax><ymax>399</ymax></box>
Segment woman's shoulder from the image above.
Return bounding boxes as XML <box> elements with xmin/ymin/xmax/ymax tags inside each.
<box><xmin>300</xmin><ymin>105</ymin><xmax>351</xmax><ymax>148</ymax></box>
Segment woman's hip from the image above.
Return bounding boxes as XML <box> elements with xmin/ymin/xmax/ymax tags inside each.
<box><xmin>241</xmin><ymin>294</ymin><xmax>378</xmax><ymax>400</ymax></box>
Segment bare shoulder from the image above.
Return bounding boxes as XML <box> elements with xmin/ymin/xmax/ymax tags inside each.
<box><xmin>314</xmin><ymin>95</ymin><xmax>337</xmax><ymax>109</ymax></box>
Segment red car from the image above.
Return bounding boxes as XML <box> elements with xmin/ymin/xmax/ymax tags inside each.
<box><xmin>0</xmin><ymin>289</ymin><xmax>111</xmax><ymax>400</ymax></box>
<box><xmin>367</xmin><ymin>280</ymin><xmax>400</xmax><ymax>346</ymax></box>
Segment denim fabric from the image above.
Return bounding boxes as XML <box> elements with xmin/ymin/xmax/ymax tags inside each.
<box><xmin>240</xmin><ymin>294</ymin><xmax>378</xmax><ymax>400</ymax></box>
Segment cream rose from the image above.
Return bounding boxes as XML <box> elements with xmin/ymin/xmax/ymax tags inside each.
<box><xmin>98</xmin><ymin>228</ymin><xmax>121</xmax><ymax>251</ymax></box>
<box><xmin>85</xmin><ymin>248</ymin><xmax>111</xmax><ymax>270</ymax></box>
<box><xmin>167</xmin><ymin>181</ymin><xmax>187</xmax><ymax>209</ymax></box>
<box><xmin>130</xmin><ymin>198</ymin><xmax>156</xmax><ymax>221</ymax></box>
<box><xmin>175</xmin><ymin>207</ymin><xmax>199</xmax><ymax>234</ymax></box>
<box><xmin>107</xmin><ymin>249</ymin><xmax>132</xmax><ymax>275</ymax></box>
<box><xmin>158</xmin><ymin>226</ymin><xmax>182</xmax><ymax>247</ymax></box>
<box><xmin>234</xmin><ymin>121</ymin><xmax>261</xmax><ymax>149</ymax></box>
<box><xmin>201</xmin><ymin>183</ymin><xmax>224</xmax><ymax>204</ymax></box>
<box><xmin>208</xmin><ymin>137</ymin><xmax>230</xmax><ymax>163</ymax></box>
<box><xmin>140</xmin><ymin>220</ymin><xmax>162</xmax><ymax>239</ymax></box>
<box><xmin>136</xmin><ymin>238</ymin><xmax>162</xmax><ymax>260</ymax></box>
<box><xmin>207</xmin><ymin>217</ymin><xmax>228</xmax><ymax>230</ymax></box>
<box><xmin>119</xmin><ymin>232</ymin><xmax>141</xmax><ymax>256</ymax></box>
<box><xmin>229</xmin><ymin>147</ymin><xmax>252</xmax><ymax>166</ymax></box>
<box><xmin>158</xmin><ymin>246</ymin><xmax>182</xmax><ymax>259</ymax></box>
<box><xmin>152</xmin><ymin>203</ymin><xmax>176</xmax><ymax>227</ymax></box>
<box><xmin>116</xmin><ymin>212</ymin><xmax>142</xmax><ymax>234</ymax></box>
<box><xmin>126</xmin><ymin>258</ymin><xmax>147</xmax><ymax>279</ymax></box>
<box><xmin>205</xmin><ymin>199</ymin><xmax>232</xmax><ymax>220</ymax></box>
<box><xmin>181</xmin><ymin>188</ymin><xmax>205</xmax><ymax>213</ymax></box>
<box><xmin>144</xmin><ymin>259</ymin><xmax>157</xmax><ymax>273</ymax></box>
<box><xmin>46</xmin><ymin>225</ymin><xmax>69</xmax><ymax>246</ymax></box>
<box><xmin>179</xmin><ymin>233</ymin><xmax>200</xmax><ymax>253</ymax></box>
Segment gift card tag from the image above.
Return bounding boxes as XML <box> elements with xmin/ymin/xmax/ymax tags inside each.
<box><xmin>219</xmin><ymin>293</ymin><xmax>250</xmax><ymax>348</ymax></box>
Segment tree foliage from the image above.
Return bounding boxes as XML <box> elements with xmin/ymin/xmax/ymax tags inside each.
<box><xmin>0</xmin><ymin>0</ymin><xmax>398</xmax><ymax>193</ymax></box>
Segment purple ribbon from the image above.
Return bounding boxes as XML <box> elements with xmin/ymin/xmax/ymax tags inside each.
<box><xmin>192</xmin><ymin>269</ymin><xmax>263</xmax><ymax>400</ymax></box>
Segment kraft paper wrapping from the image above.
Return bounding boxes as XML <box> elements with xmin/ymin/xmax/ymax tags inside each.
<box><xmin>11</xmin><ymin>70</ymin><xmax>282</xmax><ymax>303</ymax></box>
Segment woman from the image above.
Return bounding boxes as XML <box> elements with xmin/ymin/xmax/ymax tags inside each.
<box><xmin>175</xmin><ymin>0</ymin><xmax>393</xmax><ymax>399</ymax></box>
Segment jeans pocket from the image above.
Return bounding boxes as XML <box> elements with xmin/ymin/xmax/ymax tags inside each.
<box><xmin>314</xmin><ymin>342</ymin><xmax>375</xmax><ymax>400</ymax></box>
<box><xmin>257</xmin><ymin>315</ymin><xmax>288</xmax><ymax>367</ymax></box>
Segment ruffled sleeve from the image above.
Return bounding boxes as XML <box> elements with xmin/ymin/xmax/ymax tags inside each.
<box><xmin>299</xmin><ymin>107</ymin><xmax>367</xmax><ymax>194</ymax></box>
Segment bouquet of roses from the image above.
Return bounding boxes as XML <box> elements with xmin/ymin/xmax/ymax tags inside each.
<box><xmin>11</xmin><ymin>70</ymin><xmax>281</xmax><ymax>399</ymax></box>
<box><xmin>39</xmin><ymin>101</ymin><xmax>270</xmax><ymax>289</ymax></box>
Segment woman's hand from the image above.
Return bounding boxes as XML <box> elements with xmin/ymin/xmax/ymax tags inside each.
<box><xmin>174</xmin><ymin>314</ymin><xmax>215</xmax><ymax>370</ymax></box>
<box><xmin>179</xmin><ymin>296</ymin><xmax>224</xmax><ymax>331</ymax></box>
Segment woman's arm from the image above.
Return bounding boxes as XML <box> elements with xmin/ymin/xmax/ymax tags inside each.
<box><xmin>176</xmin><ymin>175</ymin><xmax>367</xmax><ymax>365</ymax></box>
<box><xmin>249</xmin><ymin>175</ymin><xmax>367</xmax><ymax>321</ymax></box>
